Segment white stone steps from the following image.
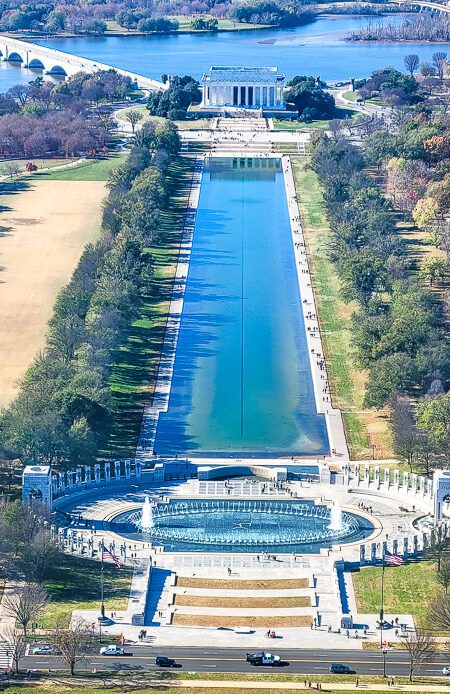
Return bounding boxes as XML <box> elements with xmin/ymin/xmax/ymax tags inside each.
<box><xmin>171</xmin><ymin>605</ymin><xmax>315</xmax><ymax>616</ymax></box>
<box><xmin>172</xmin><ymin>587</ymin><xmax>314</xmax><ymax>597</ymax></box>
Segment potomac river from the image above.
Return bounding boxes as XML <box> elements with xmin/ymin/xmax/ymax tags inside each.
<box><xmin>1</xmin><ymin>14</ymin><xmax>450</xmax><ymax>89</ymax></box>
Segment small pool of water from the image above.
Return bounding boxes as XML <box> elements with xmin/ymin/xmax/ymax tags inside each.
<box><xmin>113</xmin><ymin>499</ymin><xmax>374</xmax><ymax>553</ymax></box>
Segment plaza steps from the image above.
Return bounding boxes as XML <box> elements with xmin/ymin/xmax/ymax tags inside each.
<box><xmin>166</xmin><ymin>574</ymin><xmax>317</xmax><ymax>628</ymax></box>
<box><xmin>216</xmin><ymin>118</ymin><xmax>268</xmax><ymax>132</ymax></box>
<box><xmin>210</xmin><ymin>142</ymin><xmax>273</xmax><ymax>154</ymax></box>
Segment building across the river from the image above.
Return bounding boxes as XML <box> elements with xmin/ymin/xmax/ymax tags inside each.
<box><xmin>195</xmin><ymin>66</ymin><xmax>288</xmax><ymax>115</ymax></box>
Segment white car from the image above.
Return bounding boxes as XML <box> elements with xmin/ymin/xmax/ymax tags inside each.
<box><xmin>443</xmin><ymin>666</ymin><xmax>450</xmax><ymax>675</ymax></box>
<box><xmin>100</xmin><ymin>645</ymin><xmax>125</xmax><ymax>656</ymax></box>
<box><xmin>32</xmin><ymin>645</ymin><xmax>58</xmax><ymax>655</ymax></box>
<box><xmin>246</xmin><ymin>651</ymin><xmax>281</xmax><ymax>666</ymax></box>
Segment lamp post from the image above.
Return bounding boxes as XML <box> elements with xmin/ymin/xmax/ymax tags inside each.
<box><xmin>382</xmin><ymin>648</ymin><xmax>388</xmax><ymax>678</ymax></box>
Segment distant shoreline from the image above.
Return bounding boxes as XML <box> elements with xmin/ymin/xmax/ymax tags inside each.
<box><xmin>1</xmin><ymin>10</ymin><xmax>408</xmax><ymax>42</ymax></box>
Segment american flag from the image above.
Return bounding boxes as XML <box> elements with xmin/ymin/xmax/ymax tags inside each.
<box><xmin>102</xmin><ymin>547</ymin><xmax>121</xmax><ymax>568</ymax></box>
<box><xmin>384</xmin><ymin>551</ymin><xmax>403</xmax><ymax>566</ymax></box>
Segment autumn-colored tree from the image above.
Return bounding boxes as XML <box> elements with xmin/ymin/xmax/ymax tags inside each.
<box><xmin>419</xmin><ymin>256</ymin><xmax>448</xmax><ymax>286</ymax></box>
<box><xmin>412</xmin><ymin>196</ymin><xmax>439</xmax><ymax>231</ymax></box>
<box><xmin>424</xmin><ymin>135</ymin><xmax>450</xmax><ymax>162</ymax></box>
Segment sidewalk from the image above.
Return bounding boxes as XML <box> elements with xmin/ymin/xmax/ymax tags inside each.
<box><xmin>89</xmin><ymin>679</ymin><xmax>450</xmax><ymax>691</ymax></box>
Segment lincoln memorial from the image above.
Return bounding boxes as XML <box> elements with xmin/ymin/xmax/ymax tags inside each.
<box><xmin>200</xmin><ymin>66</ymin><xmax>286</xmax><ymax>110</ymax></box>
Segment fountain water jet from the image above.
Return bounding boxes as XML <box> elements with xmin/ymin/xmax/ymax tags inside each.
<box><xmin>329</xmin><ymin>501</ymin><xmax>343</xmax><ymax>531</ymax></box>
<box><xmin>141</xmin><ymin>496</ymin><xmax>154</xmax><ymax>531</ymax></box>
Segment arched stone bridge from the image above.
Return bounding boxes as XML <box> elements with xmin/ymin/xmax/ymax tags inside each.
<box><xmin>388</xmin><ymin>0</ymin><xmax>450</xmax><ymax>13</ymax></box>
<box><xmin>0</xmin><ymin>35</ymin><xmax>166</xmax><ymax>90</ymax></box>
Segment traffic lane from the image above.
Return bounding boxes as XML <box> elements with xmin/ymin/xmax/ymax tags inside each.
<box><xmin>21</xmin><ymin>652</ymin><xmax>450</xmax><ymax>676</ymax></box>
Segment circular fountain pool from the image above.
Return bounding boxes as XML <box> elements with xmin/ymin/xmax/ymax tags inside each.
<box><xmin>113</xmin><ymin>499</ymin><xmax>374</xmax><ymax>553</ymax></box>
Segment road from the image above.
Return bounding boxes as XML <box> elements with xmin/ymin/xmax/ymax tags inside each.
<box><xmin>22</xmin><ymin>647</ymin><xmax>450</xmax><ymax>677</ymax></box>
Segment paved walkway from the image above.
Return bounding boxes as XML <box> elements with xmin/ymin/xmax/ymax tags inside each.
<box><xmin>282</xmin><ymin>155</ymin><xmax>348</xmax><ymax>461</ymax></box>
<box><xmin>74</xmin><ymin>679</ymin><xmax>450</xmax><ymax>691</ymax></box>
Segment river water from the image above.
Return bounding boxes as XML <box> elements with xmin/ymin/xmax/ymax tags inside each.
<box><xmin>1</xmin><ymin>15</ymin><xmax>450</xmax><ymax>90</ymax></box>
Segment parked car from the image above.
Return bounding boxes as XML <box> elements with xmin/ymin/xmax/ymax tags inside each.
<box><xmin>329</xmin><ymin>663</ymin><xmax>356</xmax><ymax>675</ymax></box>
<box><xmin>246</xmin><ymin>651</ymin><xmax>281</xmax><ymax>666</ymax></box>
<box><xmin>443</xmin><ymin>666</ymin><xmax>450</xmax><ymax>675</ymax></box>
<box><xmin>32</xmin><ymin>645</ymin><xmax>59</xmax><ymax>655</ymax></box>
<box><xmin>100</xmin><ymin>645</ymin><xmax>125</xmax><ymax>656</ymax></box>
<box><xmin>156</xmin><ymin>656</ymin><xmax>177</xmax><ymax>667</ymax></box>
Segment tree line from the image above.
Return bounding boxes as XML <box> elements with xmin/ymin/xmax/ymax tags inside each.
<box><xmin>0</xmin><ymin>118</ymin><xmax>180</xmax><ymax>469</ymax></box>
<box><xmin>310</xmin><ymin>133</ymin><xmax>450</xmax><ymax>468</ymax></box>
<box><xmin>0</xmin><ymin>72</ymin><xmax>133</xmax><ymax>159</ymax></box>
<box><xmin>0</xmin><ymin>0</ymin><xmax>316</xmax><ymax>34</ymax></box>
<box><xmin>347</xmin><ymin>15</ymin><xmax>450</xmax><ymax>43</ymax></box>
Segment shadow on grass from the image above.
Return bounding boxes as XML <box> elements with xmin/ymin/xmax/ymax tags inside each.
<box><xmin>43</xmin><ymin>554</ymin><xmax>132</xmax><ymax>626</ymax></box>
<box><xmin>103</xmin><ymin>156</ymin><xmax>195</xmax><ymax>458</ymax></box>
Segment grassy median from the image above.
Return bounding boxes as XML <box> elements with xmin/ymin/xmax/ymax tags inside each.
<box><xmin>291</xmin><ymin>157</ymin><xmax>393</xmax><ymax>459</ymax></box>
<box><xmin>352</xmin><ymin>561</ymin><xmax>440</xmax><ymax>628</ymax></box>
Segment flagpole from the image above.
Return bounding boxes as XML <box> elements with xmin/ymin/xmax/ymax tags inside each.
<box><xmin>380</xmin><ymin>549</ymin><xmax>386</xmax><ymax>677</ymax></box>
<box><xmin>380</xmin><ymin>549</ymin><xmax>385</xmax><ymax>647</ymax></box>
<box><xmin>100</xmin><ymin>541</ymin><xmax>105</xmax><ymax>620</ymax></box>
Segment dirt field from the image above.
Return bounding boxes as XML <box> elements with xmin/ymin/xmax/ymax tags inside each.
<box><xmin>0</xmin><ymin>179</ymin><xmax>105</xmax><ymax>407</ymax></box>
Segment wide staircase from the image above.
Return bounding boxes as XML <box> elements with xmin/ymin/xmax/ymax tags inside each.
<box><xmin>168</xmin><ymin>573</ymin><xmax>316</xmax><ymax>629</ymax></box>
<box><xmin>216</xmin><ymin>116</ymin><xmax>268</xmax><ymax>132</ymax></box>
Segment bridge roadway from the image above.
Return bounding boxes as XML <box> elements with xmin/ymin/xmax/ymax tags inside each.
<box><xmin>21</xmin><ymin>646</ymin><xmax>450</xmax><ymax>676</ymax></box>
<box><xmin>388</xmin><ymin>0</ymin><xmax>450</xmax><ymax>13</ymax></box>
<box><xmin>0</xmin><ymin>34</ymin><xmax>165</xmax><ymax>91</ymax></box>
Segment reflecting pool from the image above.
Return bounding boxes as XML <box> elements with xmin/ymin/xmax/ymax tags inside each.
<box><xmin>154</xmin><ymin>157</ymin><xmax>329</xmax><ymax>457</ymax></box>
<box><xmin>114</xmin><ymin>499</ymin><xmax>374</xmax><ymax>553</ymax></box>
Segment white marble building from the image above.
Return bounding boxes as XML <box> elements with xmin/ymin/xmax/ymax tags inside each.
<box><xmin>200</xmin><ymin>66</ymin><xmax>286</xmax><ymax>110</ymax></box>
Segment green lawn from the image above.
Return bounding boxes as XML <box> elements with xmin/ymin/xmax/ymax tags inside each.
<box><xmin>2</xmin><ymin>671</ymin><xmax>446</xmax><ymax>692</ymax></box>
<box><xmin>105</xmin><ymin>14</ymin><xmax>267</xmax><ymax>33</ymax></box>
<box><xmin>353</xmin><ymin>561</ymin><xmax>441</xmax><ymax>628</ymax></box>
<box><xmin>116</xmin><ymin>105</ymin><xmax>161</xmax><ymax>126</ymax></box>
<box><xmin>35</xmin><ymin>153</ymin><xmax>127</xmax><ymax>182</ymax></box>
<box><xmin>42</xmin><ymin>554</ymin><xmax>132</xmax><ymax>628</ymax></box>
<box><xmin>274</xmin><ymin>118</ymin><xmax>330</xmax><ymax>131</ymax></box>
<box><xmin>291</xmin><ymin>157</ymin><xmax>391</xmax><ymax>459</ymax></box>
<box><xmin>105</xmin><ymin>155</ymin><xmax>195</xmax><ymax>457</ymax></box>
<box><xmin>0</xmin><ymin>157</ymin><xmax>78</xmax><ymax>174</ymax></box>
<box><xmin>342</xmin><ymin>89</ymin><xmax>360</xmax><ymax>102</ymax></box>
<box><xmin>274</xmin><ymin>108</ymin><xmax>358</xmax><ymax>132</ymax></box>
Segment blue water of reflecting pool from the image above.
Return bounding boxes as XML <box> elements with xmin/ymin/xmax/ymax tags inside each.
<box><xmin>154</xmin><ymin>157</ymin><xmax>328</xmax><ymax>457</ymax></box>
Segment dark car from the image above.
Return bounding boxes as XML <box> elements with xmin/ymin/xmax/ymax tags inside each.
<box><xmin>156</xmin><ymin>656</ymin><xmax>177</xmax><ymax>667</ymax></box>
<box><xmin>329</xmin><ymin>663</ymin><xmax>356</xmax><ymax>675</ymax></box>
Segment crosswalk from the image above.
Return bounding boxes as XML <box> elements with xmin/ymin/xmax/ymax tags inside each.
<box><xmin>0</xmin><ymin>642</ymin><xmax>12</xmax><ymax>670</ymax></box>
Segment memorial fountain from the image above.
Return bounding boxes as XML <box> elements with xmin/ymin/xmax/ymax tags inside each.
<box><xmin>114</xmin><ymin>498</ymin><xmax>373</xmax><ymax>553</ymax></box>
<box><xmin>141</xmin><ymin>496</ymin><xmax>154</xmax><ymax>531</ymax></box>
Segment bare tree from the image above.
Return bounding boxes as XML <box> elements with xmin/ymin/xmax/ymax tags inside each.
<box><xmin>2</xmin><ymin>626</ymin><xmax>26</xmax><ymax>674</ymax></box>
<box><xmin>1</xmin><ymin>162</ymin><xmax>21</xmax><ymax>179</ymax></box>
<box><xmin>403</xmin><ymin>628</ymin><xmax>437</xmax><ymax>681</ymax></box>
<box><xmin>50</xmin><ymin>617</ymin><xmax>94</xmax><ymax>676</ymax></box>
<box><xmin>3</xmin><ymin>583</ymin><xmax>49</xmax><ymax>639</ymax></box>
<box><xmin>125</xmin><ymin>109</ymin><xmax>143</xmax><ymax>133</ymax></box>
<box><xmin>429</xmin><ymin>523</ymin><xmax>450</xmax><ymax>571</ymax></box>
<box><xmin>428</xmin><ymin>593</ymin><xmax>450</xmax><ymax>631</ymax></box>
<box><xmin>438</xmin><ymin>559</ymin><xmax>450</xmax><ymax>595</ymax></box>
<box><xmin>404</xmin><ymin>54</ymin><xmax>419</xmax><ymax>76</ymax></box>
<box><xmin>433</xmin><ymin>51</ymin><xmax>448</xmax><ymax>81</ymax></box>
